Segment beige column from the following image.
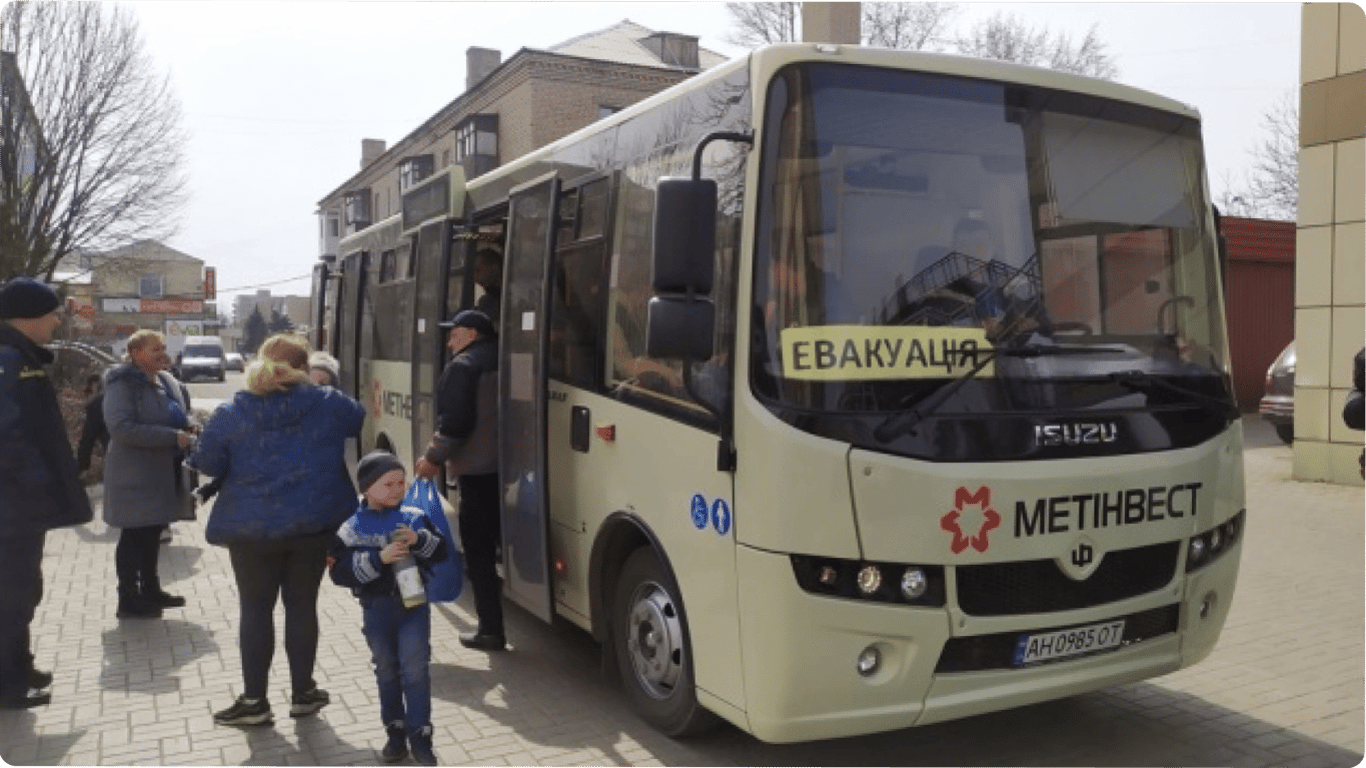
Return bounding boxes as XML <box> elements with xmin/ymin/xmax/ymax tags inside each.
<box><xmin>801</xmin><ymin>2</ymin><xmax>861</xmax><ymax>45</ymax></box>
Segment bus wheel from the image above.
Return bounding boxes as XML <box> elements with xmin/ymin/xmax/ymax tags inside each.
<box><xmin>612</xmin><ymin>548</ymin><xmax>715</xmax><ymax>737</ymax></box>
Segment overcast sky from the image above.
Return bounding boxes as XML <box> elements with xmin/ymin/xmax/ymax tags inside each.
<box><xmin>124</xmin><ymin>1</ymin><xmax>1302</xmax><ymax>315</ymax></box>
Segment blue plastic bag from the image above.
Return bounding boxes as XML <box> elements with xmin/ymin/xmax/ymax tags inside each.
<box><xmin>401</xmin><ymin>478</ymin><xmax>463</xmax><ymax>602</ymax></box>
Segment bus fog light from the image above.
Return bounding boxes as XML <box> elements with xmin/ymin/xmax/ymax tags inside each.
<box><xmin>856</xmin><ymin>645</ymin><xmax>881</xmax><ymax>676</ymax></box>
<box><xmin>900</xmin><ymin>568</ymin><xmax>928</xmax><ymax>599</ymax></box>
<box><xmin>1199</xmin><ymin>591</ymin><xmax>1217</xmax><ymax>619</ymax></box>
<box><xmin>1188</xmin><ymin>538</ymin><xmax>1206</xmax><ymax>565</ymax></box>
<box><xmin>856</xmin><ymin>565</ymin><xmax>882</xmax><ymax>595</ymax></box>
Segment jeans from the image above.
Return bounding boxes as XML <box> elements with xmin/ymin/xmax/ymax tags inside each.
<box><xmin>0</xmin><ymin>532</ymin><xmax>44</xmax><ymax>697</ymax></box>
<box><xmin>361</xmin><ymin>593</ymin><xmax>432</xmax><ymax>733</ymax></box>
<box><xmin>228</xmin><ymin>533</ymin><xmax>329</xmax><ymax>700</ymax></box>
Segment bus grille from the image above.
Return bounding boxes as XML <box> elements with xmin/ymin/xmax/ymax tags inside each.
<box><xmin>954</xmin><ymin>541</ymin><xmax>1180</xmax><ymax>616</ymax></box>
<box><xmin>934</xmin><ymin>604</ymin><xmax>1180</xmax><ymax>673</ymax></box>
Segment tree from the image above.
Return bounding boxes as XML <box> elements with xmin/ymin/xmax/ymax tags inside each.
<box><xmin>1218</xmin><ymin>92</ymin><xmax>1298</xmax><ymax>222</ymax></box>
<box><xmin>0</xmin><ymin>2</ymin><xmax>187</xmax><ymax>281</ymax></box>
<box><xmin>241</xmin><ymin>306</ymin><xmax>267</xmax><ymax>355</ymax></box>
<box><xmin>724</xmin><ymin>2</ymin><xmax>801</xmax><ymax>47</ymax></box>
<box><xmin>863</xmin><ymin>2</ymin><xmax>960</xmax><ymax>51</ymax></box>
<box><xmin>268</xmin><ymin>308</ymin><xmax>295</xmax><ymax>335</ymax></box>
<box><xmin>951</xmin><ymin>12</ymin><xmax>1118</xmax><ymax>79</ymax></box>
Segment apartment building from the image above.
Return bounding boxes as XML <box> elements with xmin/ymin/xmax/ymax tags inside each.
<box><xmin>315</xmin><ymin>19</ymin><xmax>726</xmax><ymax>257</ymax></box>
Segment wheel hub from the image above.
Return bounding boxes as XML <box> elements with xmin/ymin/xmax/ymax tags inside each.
<box><xmin>625</xmin><ymin>582</ymin><xmax>682</xmax><ymax>699</ymax></box>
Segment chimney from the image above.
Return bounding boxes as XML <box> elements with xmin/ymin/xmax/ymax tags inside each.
<box><xmin>360</xmin><ymin>138</ymin><xmax>386</xmax><ymax>170</ymax></box>
<box><xmin>467</xmin><ymin>47</ymin><xmax>502</xmax><ymax>91</ymax></box>
<box><xmin>640</xmin><ymin>32</ymin><xmax>699</xmax><ymax>69</ymax></box>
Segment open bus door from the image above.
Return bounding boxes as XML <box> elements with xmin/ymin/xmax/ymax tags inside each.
<box><xmin>498</xmin><ymin>173</ymin><xmax>559</xmax><ymax>623</ymax></box>
<box><xmin>338</xmin><ymin>250</ymin><xmax>368</xmax><ymax>463</ymax></box>
<box><xmin>309</xmin><ymin>261</ymin><xmax>330</xmax><ymax>352</ymax></box>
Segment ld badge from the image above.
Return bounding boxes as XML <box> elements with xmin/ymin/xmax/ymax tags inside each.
<box><xmin>1059</xmin><ymin>535</ymin><xmax>1102</xmax><ymax>581</ymax></box>
<box><xmin>940</xmin><ymin>486</ymin><xmax>1001</xmax><ymax>554</ymax></box>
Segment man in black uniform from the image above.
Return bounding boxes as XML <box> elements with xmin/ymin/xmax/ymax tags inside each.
<box><xmin>414</xmin><ymin>310</ymin><xmax>504</xmax><ymax>650</ymax></box>
<box><xmin>0</xmin><ymin>277</ymin><xmax>94</xmax><ymax>708</ymax></box>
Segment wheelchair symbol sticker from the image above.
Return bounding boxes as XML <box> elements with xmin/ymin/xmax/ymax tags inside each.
<box><xmin>690</xmin><ymin>494</ymin><xmax>708</xmax><ymax>530</ymax></box>
<box><xmin>711</xmin><ymin>499</ymin><xmax>731</xmax><ymax>536</ymax></box>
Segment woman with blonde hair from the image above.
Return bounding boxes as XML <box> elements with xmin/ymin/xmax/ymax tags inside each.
<box><xmin>103</xmin><ymin>329</ymin><xmax>195</xmax><ymax>619</ymax></box>
<box><xmin>189</xmin><ymin>334</ymin><xmax>365</xmax><ymax>726</ymax></box>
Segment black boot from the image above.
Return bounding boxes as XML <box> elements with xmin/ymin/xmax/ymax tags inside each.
<box><xmin>380</xmin><ymin>723</ymin><xmax>408</xmax><ymax>763</ymax></box>
<box><xmin>143</xmin><ymin>576</ymin><xmax>186</xmax><ymax>608</ymax></box>
<box><xmin>116</xmin><ymin>583</ymin><xmax>162</xmax><ymax>619</ymax></box>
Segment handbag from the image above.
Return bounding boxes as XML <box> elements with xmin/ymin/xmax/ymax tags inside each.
<box><xmin>401</xmin><ymin>478</ymin><xmax>463</xmax><ymax>602</ymax></box>
<box><xmin>175</xmin><ymin>458</ymin><xmax>198</xmax><ymax>521</ymax></box>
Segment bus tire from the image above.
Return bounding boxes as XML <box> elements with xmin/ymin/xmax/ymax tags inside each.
<box><xmin>611</xmin><ymin>547</ymin><xmax>716</xmax><ymax>737</ymax></box>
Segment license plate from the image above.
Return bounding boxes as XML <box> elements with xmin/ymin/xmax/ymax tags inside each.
<box><xmin>1013</xmin><ymin>620</ymin><xmax>1125</xmax><ymax>666</ymax></box>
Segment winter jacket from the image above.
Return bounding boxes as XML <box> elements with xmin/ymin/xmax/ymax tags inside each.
<box><xmin>77</xmin><ymin>391</ymin><xmax>109</xmax><ymax>472</ymax></box>
<box><xmin>422</xmin><ymin>336</ymin><xmax>498</xmax><ymax>477</ymax></box>
<box><xmin>0</xmin><ymin>323</ymin><xmax>93</xmax><ymax>534</ymax></box>
<box><xmin>191</xmin><ymin>382</ymin><xmax>364</xmax><ymax>546</ymax></box>
<box><xmin>328</xmin><ymin>501</ymin><xmax>447</xmax><ymax>600</ymax></box>
<box><xmin>1344</xmin><ymin>347</ymin><xmax>1364</xmax><ymax>431</ymax></box>
<box><xmin>102</xmin><ymin>363</ymin><xmax>192</xmax><ymax>529</ymax></box>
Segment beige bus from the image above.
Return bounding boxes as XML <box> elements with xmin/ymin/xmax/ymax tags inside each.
<box><xmin>311</xmin><ymin>43</ymin><xmax>1245</xmax><ymax>744</ymax></box>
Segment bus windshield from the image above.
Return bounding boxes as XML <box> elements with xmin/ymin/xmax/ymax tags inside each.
<box><xmin>751</xmin><ymin>62</ymin><xmax>1233</xmax><ymax>459</ymax></box>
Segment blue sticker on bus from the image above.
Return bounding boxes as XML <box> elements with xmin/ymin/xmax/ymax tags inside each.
<box><xmin>711</xmin><ymin>499</ymin><xmax>731</xmax><ymax>536</ymax></box>
<box><xmin>690</xmin><ymin>494</ymin><xmax>709</xmax><ymax>530</ymax></box>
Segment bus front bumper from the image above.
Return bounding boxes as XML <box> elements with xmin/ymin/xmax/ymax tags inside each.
<box><xmin>733</xmin><ymin>543</ymin><xmax>1238</xmax><ymax>744</ymax></box>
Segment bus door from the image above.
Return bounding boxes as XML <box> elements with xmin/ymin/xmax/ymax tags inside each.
<box><xmin>309</xmin><ymin>261</ymin><xmax>330</xmax><ymax>352</ymax></box>
<box><xmin>499</xmin><ymin>173</ymin><xmax>560</xmax><ymax>622</ymax></box>
<box><xmin>411</xmin><ymin>219</ymin><xmax>459</xmax><ymax>458</ymax></box>
<box><xmin>337</xmin><ymin>249</ymin><xmax>369</xmax><ymax>465</ymax></box>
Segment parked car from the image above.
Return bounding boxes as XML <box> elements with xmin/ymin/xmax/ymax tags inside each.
<box><xmin>175</xmin><ymin>335</ymin><xmax>227</xmax><ymax>382</ymax></box>
<box><xmin>224</xmin><ymin>352</ymin><xmax>245</xmax><ymax>372</ymax></box>
<box><xmin>1259</xmin><ymin>341</ymin><xmax>1295</xmax><ymax>444</ymax></box>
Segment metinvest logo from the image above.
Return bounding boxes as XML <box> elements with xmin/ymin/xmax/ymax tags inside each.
<box><xmin>940</xmin><ymin>486</ymin><xmax>1001</xmax><ymax>554</ymax></box>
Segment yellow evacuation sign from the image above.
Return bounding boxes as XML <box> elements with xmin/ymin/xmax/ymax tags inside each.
<box><xmin>780</xmin><ymin>325</ymin><xmax>994</xmax><ymax>381</ymax></box>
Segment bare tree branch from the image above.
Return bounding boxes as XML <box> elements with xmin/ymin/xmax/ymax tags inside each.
<box><xmin>1219</xmin><ymin>92</ymin><xmax>1298</xmax><ymax>222</ymax></box>
<box><xmin>863</xmin><ymin>2</ymin><xmax>961</xmax><ymax>50</ymax></box>
<box><xmin>0</xmin><ymin>2</ymin><xmax>187</xmax><ymax>280</ymax></box>
<box><xmin>724</xmin><ymin>2</ymin><xmax>801</xmax><ymax>47</ymax></box>
<box><xmin>952</xmin><ymin>12</ymin><xmax>1119</xmax><ymax>79</ymax></box>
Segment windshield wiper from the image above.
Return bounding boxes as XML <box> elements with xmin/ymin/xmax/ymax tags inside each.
<box><xmin>1108</xmin><ymin>369</ymin><xmax>1240</xmax><ymax>420</ymax></box>
<box><xmin>872</xmin><ymin>344</ymin><xmax>1127</xmax><ymax>443</ymax></box>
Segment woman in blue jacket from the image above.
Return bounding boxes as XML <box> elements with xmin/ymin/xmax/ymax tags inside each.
<box><xmin>189</xmin><ymin>334</ymin><xmax>364</xmax><ymax>727</ymax></box>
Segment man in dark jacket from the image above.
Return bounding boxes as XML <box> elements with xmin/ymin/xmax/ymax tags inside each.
<box><xmin>77</xmin><ymin>372</ymin><xmax>109</xmax><ymax>475</ymax></box>
<box><xmin>1345</xmin><ymin>346</ymin><xmax>1364</xmax><ymax>477</ymax></box>
<box><xmin>0</xmin><ymin>277</ymin><xmax>94</xmax><ymax>708</ymax></box>
<box><xmin>415</xmin><ymin>309</ymin><xmax>503</xmax><ymax>650</ymax></box>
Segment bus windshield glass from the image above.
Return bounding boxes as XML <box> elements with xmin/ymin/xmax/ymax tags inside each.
<box><xmin>751</xmin><ymin>63</ymin><xmax>1233</xmax><ymax>458</ymax></box>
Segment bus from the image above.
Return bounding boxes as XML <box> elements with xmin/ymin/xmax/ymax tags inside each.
<box><xmin>310</xmin><ymin>43</ymin><xmax>1245</xmax><ymax>744</ymax></box>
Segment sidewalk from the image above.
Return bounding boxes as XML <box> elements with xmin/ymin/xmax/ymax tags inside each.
<box><xmin>0</xmin><ymin>416</ymin><xmax>1360</xmax><ymax>766</ymax></box>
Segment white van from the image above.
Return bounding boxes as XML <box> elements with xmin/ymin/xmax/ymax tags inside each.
<box><xmin>176</xmin><ymin>335</ymin><xmax>226</xmax><ymax>382</ymax></box>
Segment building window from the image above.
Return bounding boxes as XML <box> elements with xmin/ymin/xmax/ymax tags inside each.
<box><xmin>328</xmin><ymin>216</ymin><xmax>340</xmax><ymax>237</ymax></box>
<box><xmin>139</xmin><ymin>275</ymin><xmax>163</xmax><ymax>299</ymax></box>
<box><xmin>454</xmin><ymin>114</ymin><xmax>498</xmax><ymax>162</ymax></box>
<box><xmin>399</xmin><ymin>154</ymin><xmax>435</xmax><ymax>193</ymax></box>
<box><xmin>344</xmin><ymin>189</ymin><xmax>372</xmax><ymax>228</ymax></box>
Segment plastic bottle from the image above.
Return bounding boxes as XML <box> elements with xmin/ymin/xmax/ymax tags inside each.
<box><xmin>390</xmin><ymin>530</ymin><xmax>427</xmax><ymax>608</ymax></box>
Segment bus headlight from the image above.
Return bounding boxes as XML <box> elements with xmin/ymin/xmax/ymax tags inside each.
<box><xmin>790</xmin><ymin>555</ymin><xmax>945</xmax><ymax>606</ymax></box>
<box><xmin>900</xmin><ymin>568</ymin><xmax>928</xmax><ymax>599</ymax></box>
<box><xmin>1188</xmin><ymin>537</ymin><xmax>1206</xmax><ymax>565</ymax></box>
<box><xmin>1185</xmin><ymin>510</ymin><xmax>1245</xmax><ymax>573</ymax></box>
<box><xmin>856</xmin><ymin>565</ymin><xmax>883</xmax><ymax>595</ymax></box>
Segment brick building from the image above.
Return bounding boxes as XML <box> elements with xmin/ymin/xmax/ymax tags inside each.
<box><xmin>315</xmin><ymin>19</ymin><xmax>727</xmax><ymax>257</ymax></box>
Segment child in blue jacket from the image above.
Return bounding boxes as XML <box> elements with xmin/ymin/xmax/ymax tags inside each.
<box><xmin>329</xmin><ymin>451</ymin><xmax>447</xmax><ymax>765</ymax></box>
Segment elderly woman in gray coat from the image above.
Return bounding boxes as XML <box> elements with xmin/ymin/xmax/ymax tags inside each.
<box><xmin>103</xmin><ymin>330</ymin><xmax>196</xmax><ymax>619</ymax></box>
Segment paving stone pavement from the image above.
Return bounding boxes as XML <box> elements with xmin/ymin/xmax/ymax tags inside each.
<box><xmin>0</xmin><ymin>416</ymin><xmax>1361</xmax><ymax>766</ymax></box>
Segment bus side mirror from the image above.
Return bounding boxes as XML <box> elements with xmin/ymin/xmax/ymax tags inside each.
<box><xmin>652</xmin><ymin>177</ymin><xmax>716</xmax><ymax>294</ymax></box>
<box><xmin>646</xmin><ymin>296</ymin><xmax>714</xmax><ymax>361</ymax></box>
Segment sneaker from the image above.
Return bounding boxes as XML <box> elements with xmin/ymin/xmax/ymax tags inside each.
<box><xmin>289</xmin><ymin>687</ymin><xmax>329</xmax><ymax>717</ymax></box>
<box><xmin>380</xmin><ymin>724</ymin><xmax>408</xmax><ymax>763</ymax></box>
<box><xmin>213</xmin><ymin>695</ymin><xmax>273</xmax><ymax>726</ymax></box>
<box><xmin>458</xmin><ymin>632</ymin><xmax>506</xmax><ymax>651</ymax></box>
<box><xmin>409</xmin><ymin>726</ymin><xmax>437</xmax><ymax>767</ymax></box>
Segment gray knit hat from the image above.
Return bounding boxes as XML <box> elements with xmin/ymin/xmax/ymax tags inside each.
<box><xmin>357</xmin><ymin>450</ymin><xmax>405</xmax><ymax>494</ymax></box>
